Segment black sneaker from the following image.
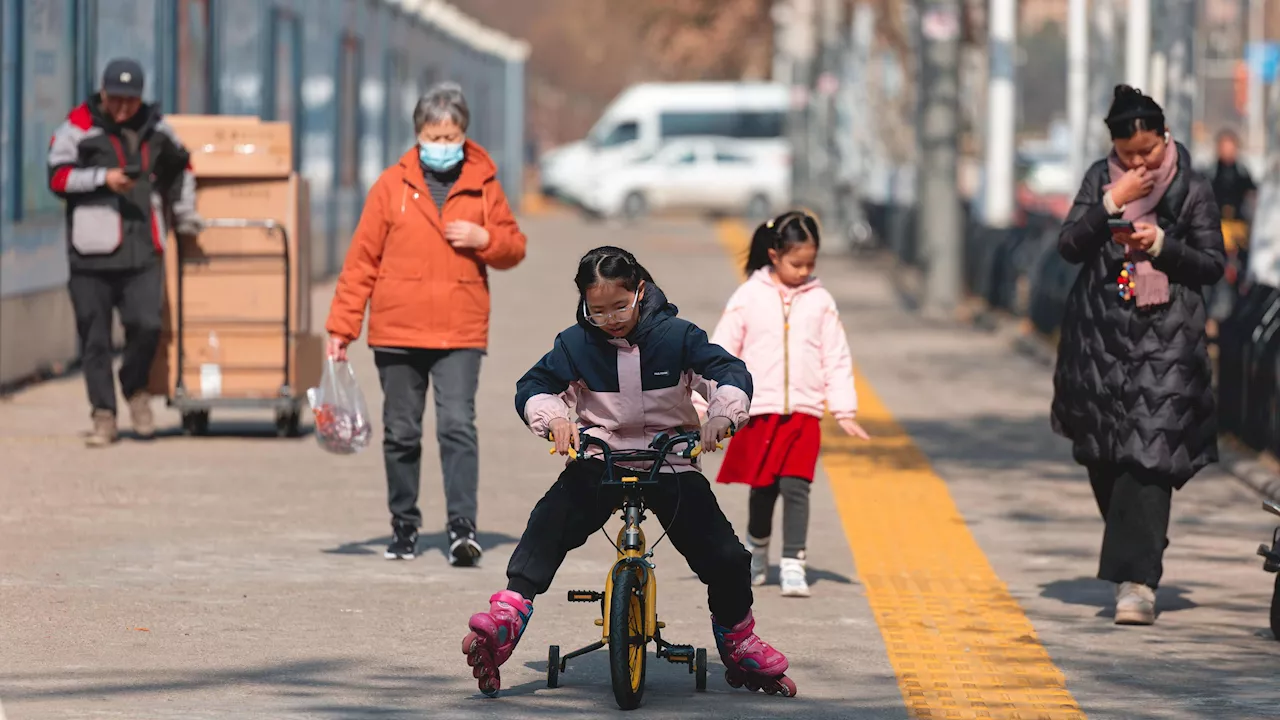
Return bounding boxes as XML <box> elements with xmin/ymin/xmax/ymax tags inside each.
<box><xmin>385</xmin><ymin>523</ymin><xmax>418</xmax><ymax>560</ymax></box>
<box><xmin>448</xmin><ymin>518</ymin><xmax>483</xmax><ymax>567</ymax></box>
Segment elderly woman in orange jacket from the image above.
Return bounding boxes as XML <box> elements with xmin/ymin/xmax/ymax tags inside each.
<box><xmin>326</xmin><ymin>82</ymin><xmax>527</xmax><ymax>567</ymax></box>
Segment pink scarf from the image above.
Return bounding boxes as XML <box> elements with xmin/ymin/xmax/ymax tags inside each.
<box><xmin>1103</xmin><ymin>137</ymin><xmax>1178</xmax><ymax>307</ymax></box>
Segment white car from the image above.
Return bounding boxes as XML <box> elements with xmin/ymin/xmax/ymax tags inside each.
<box><xmin>581</xmin><ymin>139</ymin><xmax>790</xmax><ymax>221</ymax></box>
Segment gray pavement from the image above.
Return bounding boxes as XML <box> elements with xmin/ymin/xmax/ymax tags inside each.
<box><xmin>1</xmin><ymin>212</ymin><xmax>1278</xmax><ymax>719</ymax></box>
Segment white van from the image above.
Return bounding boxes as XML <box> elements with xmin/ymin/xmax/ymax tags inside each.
<box><xmin>539</xmin><ymin>82</ymin><xmax>791</xmax><ymax>205</ymax></box>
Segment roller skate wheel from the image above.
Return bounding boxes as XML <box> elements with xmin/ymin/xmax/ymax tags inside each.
<box><xmin>724</xmin><ymin>669</ymin><xmax>744</xmax><ymax>688</ymax></box>
<box><xmin>462</xmin><ymin>631</ymin><xmax>481</xmax><ymax>656</ymax></box>
<box><xmin>774</xmin><ymin>675</ymin><xmax>797</xmax><ymax>697</ymax></box>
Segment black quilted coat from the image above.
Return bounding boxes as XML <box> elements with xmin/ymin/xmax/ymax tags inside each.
<box><xmin>1050</xmin><ymin>143</ymin><xmax>1226</xmax><ymax>487</ymax></box>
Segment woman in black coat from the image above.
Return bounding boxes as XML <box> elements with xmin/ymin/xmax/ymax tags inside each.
<box><xmin>1051</xmin><ymin>85</ymin><xmax>1225</xmax><ymax>626</ymax></box>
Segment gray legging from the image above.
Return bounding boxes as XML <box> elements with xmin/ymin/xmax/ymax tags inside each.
<box><xmin>746</xmin><ymin>476</ymin><xmax>811</xmax><ymax>559</ymax></box>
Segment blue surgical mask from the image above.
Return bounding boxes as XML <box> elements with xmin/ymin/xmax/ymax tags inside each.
<box><xmin>419</xmin><ymin>141</ymin><xmax>464</xmax><ymax>171</ymax></box>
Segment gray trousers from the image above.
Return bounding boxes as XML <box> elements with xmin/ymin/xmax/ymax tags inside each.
<box><xmin>747</xmin><ymin>476</ymin><xmax>811</xmax><ymax>559</ymax></box>
<box><xmin>374</xmin><ymin>349</ymin><xmax>483</xmax><ymax>528</ymax></box>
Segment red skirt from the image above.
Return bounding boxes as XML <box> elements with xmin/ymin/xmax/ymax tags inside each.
<box><xmin>715</xmin><ymin>413</ymin><xmax>822</xmax><ymax>488</ymax></box>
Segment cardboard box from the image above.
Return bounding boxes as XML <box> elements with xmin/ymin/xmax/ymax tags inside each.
<box><xmin>188</xmin><ymin>175</ymin><xmax>311</xmax><ymax>333</ymax></box>
<box><xmin>148</xmin><ymin>328</ymin><xmax>324</xmax><ymax>400</ymax></box>
<box><xmin>160</xmin><ymin>174</ymin><xmax>312</xmax><ymax>335</ymax></box>
<box><xmin>165</xmin><ymin>115</ymin><xmax>293</xmax><ymax>179</ymax></box>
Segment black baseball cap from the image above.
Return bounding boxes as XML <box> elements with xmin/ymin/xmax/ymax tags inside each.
<box><xmin>101</xmin><ymin>58</ymin><xmax>145</xmax><ymax>98</ymax></box>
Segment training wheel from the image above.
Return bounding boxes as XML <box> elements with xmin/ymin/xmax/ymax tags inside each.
<box><xmin>694</xmin><ymin>648</ymin><xmax>707</xmax><ymax>691</ymax></box>
<box><xmin>547</xmin><ymin>645</ymin><xmax>560</xmax><ymax>688</ymax></box>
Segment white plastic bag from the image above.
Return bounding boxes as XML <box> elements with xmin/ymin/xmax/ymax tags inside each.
<box><xmin>307</xmin><ymin>358</ymin><xmax>373</xmax><ymax>454</ymax></box>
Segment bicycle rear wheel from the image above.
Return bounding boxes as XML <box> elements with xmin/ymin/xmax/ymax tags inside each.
<box><xmin>608</xmin><ymin>565</ymin><xmax>647</xmax><ymax>710</ymax></box>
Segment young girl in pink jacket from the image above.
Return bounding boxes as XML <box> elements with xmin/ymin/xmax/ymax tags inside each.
<box><xmin>709</xmin><ymin>210</ymin><xmax>869</xmax><ymax>598</ymax></box>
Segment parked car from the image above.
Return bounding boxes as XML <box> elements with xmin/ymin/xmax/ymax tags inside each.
<box><xmin>580</xmin><ymin>138</ymin><xmax>788</xmax><ymax>222</ymax></box>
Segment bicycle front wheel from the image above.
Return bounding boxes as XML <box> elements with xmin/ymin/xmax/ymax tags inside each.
<box><xmin>608</xmin><ymin>565</ymin><xmax>648</xmax><ymax>710</ymax></box>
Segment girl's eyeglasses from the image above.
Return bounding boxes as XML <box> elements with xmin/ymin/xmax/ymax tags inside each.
<box><xmin>584</xmin><ymin>289</ymin><xmax>640</xmax><ymax>327</ymax></box>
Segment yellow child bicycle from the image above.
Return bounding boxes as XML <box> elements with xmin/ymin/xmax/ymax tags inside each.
<box><xmin>544</xmin><ymin>429</ymin><xmax>721</xmax><ymax>710</ymax></box>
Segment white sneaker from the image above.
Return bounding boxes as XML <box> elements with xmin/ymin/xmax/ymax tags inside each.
<box><xmin>1114</xmin><ymin>582</ymin><xmax>1155</xmax><ymax>625</ymax></box>
<box><xmin>747</xmin><ymin>536</ymin><xmax>769</xmax><ymax>587</ymax></box>
<box><xmin>779</xmin><ymin>557</ymin><xmax>810</xmax><ymax>597</ymax></box>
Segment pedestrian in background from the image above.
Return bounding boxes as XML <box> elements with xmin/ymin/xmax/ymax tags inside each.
<box><xmin>1052</xmin><ymin>85</ymin><xmax>1225</xmax><ymax>626</ymax></box>
<box><xmin>326</xmin><ymin>82</ymin><xmax>528</xmax><ymax>566</ymax></box>
<box><xmin>706</xmin><ymin>210</ymin><xmax>870</xmax><ymax>599</ymax></box>
<box><xmin>47</xmin><ymin>58</ymin><xmax>202</xmax><ymax>447</ymax></box>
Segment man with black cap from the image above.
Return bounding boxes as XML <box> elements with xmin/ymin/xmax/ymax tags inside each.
<box><xmin>47</xmin><ymin>58</ymin><xmax>203</xmax><ymax>447</ymax></box>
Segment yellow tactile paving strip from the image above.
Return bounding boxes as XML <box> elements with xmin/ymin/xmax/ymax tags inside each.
<box><xmin>714</xmin><ymin>220</ymin><xmax>1085</xmax><ymax>719</ymax></box>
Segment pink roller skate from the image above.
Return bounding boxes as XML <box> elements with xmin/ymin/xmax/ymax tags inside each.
<box><xmin>462</xmin><ymin>590</ymin><xmax>533</xmax><ymax>697</ymax></box>
<box><xmin>711</xmin><ymin>610</ymin><xmax>798</xmax><ymax>697</ymax></box>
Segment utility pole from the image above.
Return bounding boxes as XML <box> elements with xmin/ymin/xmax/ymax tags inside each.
<box><xmin>1158</xmin><ymin>0</ymin><xmax>1196</xmax><ymax>144</ymax></box>
<box><xmin>1126</xmin><ymin>0</ymin><xmax>1151</xmax><ymax>90</ymax></box>
<box><xmin>1068</xmin><ymin>0</ymin><xmax>1089</xmax><ymax>183</ymax></box>
<box><xmin>1248</xmin><ymin>0</ymin><xmax>1266</xmax><ymax>163</ymax></box>
<box><xmin>917</xmin><ymin>0</ymin><xmax>964</xmax><ymax>316</ymax></box>
<box><xmin>779</xmin><ymin>0</ymin><xmax>817</xmax><ymax>213</ymax></box>
<box><xmin>1088</xmin><ymin>0</ymin><xmax>1118</xmax><ymax>156</ymax></box>
<box><xmin>813</xmin><ymin>0</ymin><xmax>843</xmax><ymax>224</ymax></box>
<box><xmin>983</xmin><ymin>0</ymin><xmax>1016</xmax><ymax>230</ymax></box>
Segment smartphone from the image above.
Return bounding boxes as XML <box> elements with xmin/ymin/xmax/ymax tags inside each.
<box><xmin>122</xmin><ymin>164</ymin><xmax>142</xmax><ymax>180</ymax></box>
<box><xmin>1107</xmin><ymin>218</ymin><xmax>1135</xmax><ymax>234</ymax></box>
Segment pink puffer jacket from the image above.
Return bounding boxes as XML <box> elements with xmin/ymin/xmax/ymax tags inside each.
<box><xmin>707</xmin><ymin>268</ymin><xmax>857</xmax><ymax>420</ymax></box>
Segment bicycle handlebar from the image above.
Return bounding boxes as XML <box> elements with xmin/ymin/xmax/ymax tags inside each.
<box><xmin>546</xmin><ymin>427</ymin><xmax>726</xmax><ymax>462</ymax></box>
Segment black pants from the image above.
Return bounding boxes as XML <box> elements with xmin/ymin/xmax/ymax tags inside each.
<box><xmin>1088</xmin><ymin>464</ymin><xmax>1173</xmax><ymax>589</ymax></box>
<box><xmin>747</xmin><ymin>476</ymin><xmax>811</xmax><ymax>559</ymax></box>
<box><xmin>375</xmin><ymin>349</ymin><xmax>482</xmax><ymax>528</ymax></box>
<box><xmin>67</xmin><ymin>264</ymin><xmax>163</xmax><ymax>416</ymax></box>
<box><xmin>506</xmin><ymin>458</ymin><xmax>754</xmax><ymax>627</ymax></box>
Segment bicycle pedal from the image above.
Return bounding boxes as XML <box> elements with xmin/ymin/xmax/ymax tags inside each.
<box><xmin>567</xmin><ymin>590</ymin><xmax>604</xmax><ymax>603</ymax></box>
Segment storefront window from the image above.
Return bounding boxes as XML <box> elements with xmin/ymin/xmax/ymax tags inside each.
<box><xmin>19</xmin><ymin>0</ymin><xmax>77</xmax><ymax>220</ymax></box>
<box><xmin>94</xmin><ymin>0</ymin><xmax>158</xmax><ymax>103</ymax></box>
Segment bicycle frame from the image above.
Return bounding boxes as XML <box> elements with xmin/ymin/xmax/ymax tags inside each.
<box><xmin>552</xmin><ymin>429</ymin><xmax>709</xmax><ymax>670</ymax></box>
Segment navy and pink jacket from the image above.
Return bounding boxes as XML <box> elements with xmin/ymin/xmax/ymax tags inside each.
<box><xmin>515</xmin><ymin>284</ymin><xmax>753</xmax><ymax>472</ymax></box>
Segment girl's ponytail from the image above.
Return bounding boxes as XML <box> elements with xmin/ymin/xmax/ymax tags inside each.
<box><xmin>744</xmin><ymin>223</ymin><xmax>778</xmax><ymax>275</ymax></box>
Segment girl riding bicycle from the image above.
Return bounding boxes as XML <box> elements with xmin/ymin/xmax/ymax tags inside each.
<box><xmin>461</xmin><ymin>246</ymin><xmax>795</xmax><ymax>697</ymax></box>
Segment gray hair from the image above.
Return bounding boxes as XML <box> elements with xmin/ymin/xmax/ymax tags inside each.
<box><xmin>413</xmin><ymin>81</ymin><xmax>470</xmax><ymax>133</ymax></box>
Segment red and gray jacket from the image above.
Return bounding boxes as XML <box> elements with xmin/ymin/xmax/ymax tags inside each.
<box><xmin>47</xmin><ymin>96</ymin><xmax>198</xmax><ymax>272</ymax></box>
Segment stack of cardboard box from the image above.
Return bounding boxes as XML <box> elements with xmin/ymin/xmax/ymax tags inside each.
<box><xmin>148</xmin><ymin>115</ymin><xmax>323</xmax><ymax>406</ymax></box>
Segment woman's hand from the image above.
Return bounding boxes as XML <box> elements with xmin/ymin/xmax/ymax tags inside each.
<box><xmin>326</xmin><ymin>334</ymin><xmax>349</xmax><ymax>362</ymax></box>
<box><xmin>1125</xmin><ymin>222</ymin><xmax>1159</xmax><ymax>252</ymax></box>
<box><xmin>549</xmin><ymin>418</ymin><xmax>579</xmax><ymax>456</ymax></box>
<box><xmin>445</xmin><ymin>220</ymin><xmax>490</xmax><ymax>251</ymax></box>
<box><xmin>838</xmin><ymin>418</ymin><xmax>871</xmax><ymax>439</ymax></box>
<box><xmin>701</xmin><ymin>416</ymin><xmax>733</xmax><ymax>453</ymax></box>
<box><xmin>1110</xmin><ymin>166</ymin><xmax>1154</xmax><ymax>207</ymax></box>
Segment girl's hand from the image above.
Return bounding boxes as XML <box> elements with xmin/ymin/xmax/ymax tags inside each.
<box><xmin>701</xmin><ymin>416</ymin><xmax>733</xmax><ymax>453</ymax></box>
<box><xmin>838</xmin><ymin>418</ymin><xmax>870</xmax><ymax>439</ymax></box>
<box><xmin>549</xmin><ymin>418</ymin><xmax>579</xmax><ymax>456</ymax></box>
<box><xmin>445</xmin><ymin>220</ymin><xmax>490</xmax><ymax>250</ymax></box>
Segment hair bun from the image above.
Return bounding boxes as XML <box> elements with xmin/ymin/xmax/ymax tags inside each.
<box><xmin>1113</xmin><ymin>84</ymin><xmax>1142</xmax><ymax>100</ymax></box>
